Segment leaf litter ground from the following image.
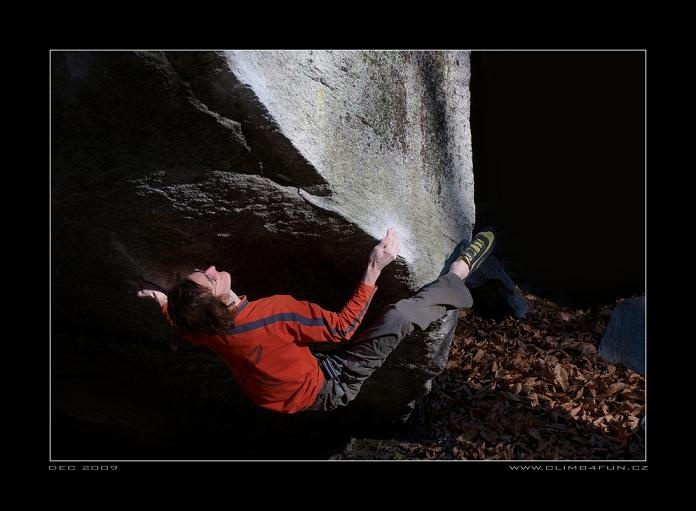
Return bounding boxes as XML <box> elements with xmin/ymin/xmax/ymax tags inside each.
<box><xmin>341</xmin><ymin>293</ymin><xmax>645</xmax><ymax>460</ymax></box>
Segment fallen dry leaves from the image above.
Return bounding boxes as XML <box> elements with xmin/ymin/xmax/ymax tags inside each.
<box><xmin>344</xmin><ymin>292</ymin><xmax>645</xmax><ymax>460</ymax></box>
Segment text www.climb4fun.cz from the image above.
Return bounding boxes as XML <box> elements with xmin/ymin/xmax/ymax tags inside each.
<box><xmin>49</xmin><ymin>465</ymin><xmax>118</xmax><ymax>471</ymax></box>
<box><xmin>510</xmin><ymin>464</ymin><xmax>647</xmax><ymax>471</ymax></box>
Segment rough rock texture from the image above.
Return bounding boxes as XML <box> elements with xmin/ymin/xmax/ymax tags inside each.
<box><xmin>51</xmin><ymin>50</ymin><xmax>474</xmax><ymax>457</ymax></box>
<box><xmin>352</xmin><ymin>311</ymin><xmax>460</xmax><ymax>421</ymax></box>
<box><xmin>598</xmin><ymin>296</ymin><xmax>645</xmax><ymax>375</ymax></box>
<box><xmin>224</xmin><ymin>50</ymin><xmax>475</xmax><ymax>284</ymax></box>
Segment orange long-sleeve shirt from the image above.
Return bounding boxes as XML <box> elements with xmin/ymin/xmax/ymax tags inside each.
<box><xmin>163</xmin><ymin>282</ymin><xmax>377</xmax><ymax>413</ymax></box>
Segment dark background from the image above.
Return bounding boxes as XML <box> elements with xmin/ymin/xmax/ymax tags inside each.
<box><xmin>470</xmin><ymin>51</ymin><xmax>644</xmax><ymax>306</ymax></box>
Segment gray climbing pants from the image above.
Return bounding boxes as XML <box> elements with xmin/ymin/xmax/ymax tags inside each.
<box><xmin>308</xmin><ymin>272</ymin><xmax>473</xmax><ymax>412</ymax></box>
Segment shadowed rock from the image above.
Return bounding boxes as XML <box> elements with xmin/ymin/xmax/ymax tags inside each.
<box><xmin>598</xmin><ymin>296</ymin><xmax>645</xmax><ymax>375</ymax></box>
<box><xmin>466</xmin><ymin>256</ymin><xmax>529</xmax><ymax>320</ymax></box>
<box><xmin>51</xmin><ymin>50</ymin><xmax>474</xmax><ymax>458</ymax></box>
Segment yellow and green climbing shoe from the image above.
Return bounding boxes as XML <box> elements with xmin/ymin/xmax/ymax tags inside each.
<box><xmin>459</xmin><ymin>227</ymin><xmax>496</xmax><ymax>273</ymax></box>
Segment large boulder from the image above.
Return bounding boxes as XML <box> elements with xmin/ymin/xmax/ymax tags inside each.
<box><xmin>222</xmin><ymin>50</ymin><xmax>475</xmax><ymax>284</ymax></box>
<box><xmin>51</xmin><ymin>50</ymin><xmax>474</xmax><ymax>456</ymax></box>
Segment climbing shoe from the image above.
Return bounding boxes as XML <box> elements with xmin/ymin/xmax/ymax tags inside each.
<box><xmin>459</xmin><ymin>227</ymin><xmax>496</xmax><ymax>273</ymax></box>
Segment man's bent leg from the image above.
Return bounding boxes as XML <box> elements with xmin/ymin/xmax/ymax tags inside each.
<box><xmin>310</xmin><ymin>272</ymin><xmax>472</xmax><ymax>411</ymax></box>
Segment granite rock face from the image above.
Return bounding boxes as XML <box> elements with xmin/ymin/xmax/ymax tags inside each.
<box><xmin>51</xmin><ymin>50</ymin><xmax>475</xmax><ymax>455</ymax></box>
<box><xmin>223</xmin><ymin>50</ymin><xmax>475</xmax><ymax>284</ymax></box>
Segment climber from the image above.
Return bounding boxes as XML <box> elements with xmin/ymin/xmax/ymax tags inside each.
<box><xmin>137</xmin><ymin>227</ymin><xmax>495</xmax><ymax>414</ymax></box>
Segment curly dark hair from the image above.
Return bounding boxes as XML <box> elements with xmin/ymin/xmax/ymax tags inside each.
<box><xmin>167</xmin><ymin>278</ymin><xmax>235</xmax><ymax>334</ymax></box>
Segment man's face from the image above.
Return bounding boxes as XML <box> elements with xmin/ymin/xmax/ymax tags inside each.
<box><xmin>188</xmin><ymin>265</ymin><xmax>232</xmax><ymax>300</ymax></box>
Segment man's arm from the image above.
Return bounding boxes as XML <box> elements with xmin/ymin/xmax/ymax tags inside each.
<box><xmin>291</xmin><ymin>228</ymin><xmax>400</xmax><ymax>343</ymax></box>
<box><xmin>361</xmin><ymin>227</ymin><xmax>400</xmax><ymax>286</ymax></box>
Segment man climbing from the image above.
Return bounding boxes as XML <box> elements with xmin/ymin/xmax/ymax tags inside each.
<box><xmin>137</xmin><ymin>227</ymin><xmax>496</xmax><ymax>413</ymax></box>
